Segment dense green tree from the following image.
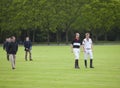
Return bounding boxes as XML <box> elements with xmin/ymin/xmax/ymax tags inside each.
<box><xmin>0</xmin><ymin>0</ymin><xmax>120</xmax><ymax>43</ymax></box>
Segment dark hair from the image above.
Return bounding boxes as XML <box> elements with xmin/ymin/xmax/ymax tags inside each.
<box><xmin>85</xmin><ymin>33</ymin><xmax>90</xmax><ymax>36</ymax></box>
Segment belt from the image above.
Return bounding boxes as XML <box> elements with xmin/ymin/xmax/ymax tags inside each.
<box><xmin>86</xmin><ymin>48</ymin><xmax>91</xmax><ymax>50</ymax></box>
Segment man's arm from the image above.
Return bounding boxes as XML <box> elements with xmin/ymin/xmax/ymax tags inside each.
<box><xmin>91</xmin><ymin>45</ymin><xmax>93</xmax><ymax>51</ymax></box>
<box><xmin>82</xmin><ymin>44</ymin><xmax>85</xmax><ymax>52</ymax></box>
<box><xmin>7</xmin><ymin>43</ymin><xmax>11</xmax><ymax>53</ymax></box>
<box><xmin>71</xmin><ymin>41</ymin><xmax>73</xmax><ymax>53</ymax></box>
<box><xmin>91</xmin><ymin>39</ymin><xmax>93</xmax><ymax>51</ymax></box>
<box><xmin>82</xmin><ymin>40</ymin><xmax>85</xmax><ymax>52</ymax></box>
<box><xmin>71</xmin><ymin>44</ymin><xmax>73</xmax><ymax>53</ymax></box>
<box><xmin>16</xmin><ymin>43</ymin><xmax>18</xmax><ymax>52</ymax></box>
<box><xmin>30</xmin><ymin>41</ymin><xmax>32</xmax><ymax>50</ymax></box>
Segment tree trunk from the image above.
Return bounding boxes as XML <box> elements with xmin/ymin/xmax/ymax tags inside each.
<box><xmin>56</xmin><ymin>30</ymin><xmax>59</xmax><ymax>45</ymax></box>
<box><xmin>27</xmin><ymin>30</ymin><xmax>30</xmax><ymax>37</ymax></box>
<box><xmin>47</xmin><ymin>32</ymin><xmax>50</xmax><ymax>45</ymax></box>
<box><xmin>104</xmin><ymin>33</ymin><xmax>107</xmax><ymax>41</ymax></box>
<box><xmin>116</xmin><ymin>34</ymin><xmax>120</xmax><ymax>41</ymax></box>
<box><xmin>32</xmin><ymin>30</ymin><xmax>35</xmax><ymax>42</ymax></box>
<box><xmin>95</xmin><ymin>34</ymin><xmax>98</xmax><ymax>41</ymax></box>
<box><xmin>66</xmin><ymin>30</ymin><xmax>69</xmax><ymax>45</ymax></box>
<box><xmin>59</xmin><ymin>32</ymin><xmax>61</xmax><ymax>43</ymax></box>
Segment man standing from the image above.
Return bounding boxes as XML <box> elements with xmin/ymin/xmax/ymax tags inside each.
<box><xmin>71</xmin><ymin>33</ymin><xmax>81</xmax><ymax>69</ymax></box>
<box><xmin>24</xmin><ymin>37</ymin><xmax>32</xmax><ymax>61</ymax></box>
<box><xmin>8</xmin><ymin>36</ymin><xmax>18</xmax><ymax>69</ymax></box>
<box><xmin>82</xmin><ymin>33</ymin><xmax>94</xmax><ymax>68</ymax></box>
<box><xmin>3</xmin><ymin>38</ymin><xmax>10</xmax><ymax>61</ymax></box>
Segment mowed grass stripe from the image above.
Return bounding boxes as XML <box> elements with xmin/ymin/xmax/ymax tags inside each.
<box><xmin>0</xmin><ymin>45</ymin><xmax>120</xmax><ymax>88</ymax></box>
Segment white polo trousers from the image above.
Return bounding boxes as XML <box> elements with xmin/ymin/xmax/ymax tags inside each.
<box><xmin>73</xmin><ymin>48</ymin><xmax>80</xmax><ymax>60</ymax></box>
<box><xmin>84</xmin><ymin>49</ymin><xmax>93</xmax><ymax>60</ymax></box>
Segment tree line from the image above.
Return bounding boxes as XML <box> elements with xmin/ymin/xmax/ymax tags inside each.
<box><xmin>0</xmin><ymin>0</ymin><xmax>120</xmax><ymax>44</ymax></box>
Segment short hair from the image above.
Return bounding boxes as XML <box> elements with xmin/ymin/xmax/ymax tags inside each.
<box><xmin>85</xmin><ymin>33</ymin><xmax>90</xmax><ymax>36</ymax></box>
<box><xmin>11</xmin><ymin>36</ymin><xmax>15</xmax><ymax>38</ymax></box>
<box><xmin>76</xmin><ymin>33</ymin><xmax>80</xmax><ymax>36</ymax></box>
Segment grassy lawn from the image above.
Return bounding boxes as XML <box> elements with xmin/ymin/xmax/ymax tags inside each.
<box><xmin>0</xmin><ymin>45</ymin><xmax>120</xmax><ymax>88</ymax></box>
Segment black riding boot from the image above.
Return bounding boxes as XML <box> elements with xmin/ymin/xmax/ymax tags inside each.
<box><xmin>90</xmin><ymin>59</ymin><xmax>94</xmax><ymax>68</ymax></box>
<box><xmin>84</xmin><ymin>60</ymin><xmax>87</xmax><ymax>68</ymax></box>
<box><xmin>75</xmin><ymin>60</ymin><xmax>80</xmax><ymax>69</ymax></box>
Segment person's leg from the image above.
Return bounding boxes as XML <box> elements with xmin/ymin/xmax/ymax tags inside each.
<box><xmin>89</xmin><ymin>50</ymin><xmax>94</xmax><ymax>68</ymax></box>
<box><xmin>9</xmin><ymin>54</ymin><xmax>15</xmax><ymax>69</ymax></box>
<box><xmin>84</xmin><ymin>50</ymin><xmax>88</xmax><ymax>68</ymax></box>
<box><xmin>75</xmin><ymin>59</ymin><xmax>79</xmax><ymax>69</ymax></box>
<box><xmin>84</xmin><ymin>59</ymin><xmax>87</xmax><ymax>68</ymax></box>
<box><xmin>13</xmin><ymin>55</ymin><xmax>16</xmax><ymax>66</ymax></box>
<box><xmin>7</xmin><ymin>53</ymin><xmax>9</xmax><ymax>61</ymax></box>
<box><xmin>29</xmin><ymin>51</ymin><xmax>32</xmax><ymax>61</ymax></box>
<box><xmin>25</xmin><ymin>51</ymin><xmax>28</xmax><ymax>61</ymax></box>
<box><xmin>74</xmin><ymin>49</ymin><xmax>80</xmax><ymax>69</ymax></box>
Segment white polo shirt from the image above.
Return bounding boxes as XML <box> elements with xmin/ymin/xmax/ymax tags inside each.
<box><xmin>82</xmin><ymin>38</ymin><xmax>92</xmax><ymax>49</ymax></box>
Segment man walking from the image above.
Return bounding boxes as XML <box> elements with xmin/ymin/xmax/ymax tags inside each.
<box><xmin>82</xmin><ymin>33</ymin><xmax>94</xmax><ymax>68</ymax></box>
<box><xmin>3</xmin><ymin>38</ymin><xmax>10</xmax><ymax>61</ymax></box>
<box><xmin>71</xmin><ymin>33</ymin><xmax>82</xmax><ymax>69</ymax></box>
<box><xmin>24</xmin><ymin>37</ymin><xmax>32</xmax><ymax>61</ymax></box>
<box><xmin>8</xmin><ymin>36</ymin><xmax>18</xmax><ymax>69</ymax></box>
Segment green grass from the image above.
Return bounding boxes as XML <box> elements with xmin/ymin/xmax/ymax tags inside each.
<box><xmin>0</xmin><ymin>45</ymin><xmax>120</xmax><ymax>88</ymax></box>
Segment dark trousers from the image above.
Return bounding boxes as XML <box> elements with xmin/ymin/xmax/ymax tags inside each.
<box><xmin>6</xmin><ymin>53</ymin><xmax>9</xmax><ymax>61</ymax></box>
<box><xmin>25</xmin><ymin>50</ymin><xmax>32</xmax><ymax>61</ymax></box>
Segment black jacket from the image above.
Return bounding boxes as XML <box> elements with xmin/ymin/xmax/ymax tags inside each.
<box><xmin>24</xmin><ymin>41</ymin><xmax>32</xmax><ymax>50</ymax></box>
<box><xmin>3</xmin><ymin>41</ymin><xmax>10</xmax><ymax>52</ymax></box>
<box><xmin>8</xmin><ymin>42</ymin><xmax>18</xmax><ymax>54</ymax></box>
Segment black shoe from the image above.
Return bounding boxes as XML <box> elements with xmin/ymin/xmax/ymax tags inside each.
<box><xmin>30</xmin><ymin>59</ymin><xmax>33</xmax><ymax>61</ymax></box>
<box><xmin>76</xmin><ymin>66</ymin><xmax>80</xmax><ymax>69</ymax></box>
<box><xmin>75</xmin><ymin>66</ymin><xmax>80</xmax><ymax>69</ymax></box>
<box><xmin>90</xmin><ymin>66</ymin><xmax>94</xmax><ymax>68</ymax></box>
<box><xmin>12</xmin><ymin>67</ymin><xmax>15</xmax><ymax>70</ymax></box>
<box><xmin>75</xmin><ymin>66</ymin><xmax>77</xmax><ymax>69</ymax></box>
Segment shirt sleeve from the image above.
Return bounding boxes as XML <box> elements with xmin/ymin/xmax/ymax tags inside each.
<box><xmin>90</xmin><ymin>39</ymin><xmax>93</xmax><ymax>44</ymax></box>
<box><xmin>16</xmin><ymin>43</ymin><xmax>18</xmax><ymax>52</ymax></box>
<box><xmin>82</xmin><ymin>39</ymin><xmax>85</xmax><ymax>45</ymax></box>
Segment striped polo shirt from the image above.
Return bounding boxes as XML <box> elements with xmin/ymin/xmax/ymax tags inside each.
<box><xmin>72</xmin><ymin>39</ymin><xmax>82</xmax><ymax>48</ymax></box>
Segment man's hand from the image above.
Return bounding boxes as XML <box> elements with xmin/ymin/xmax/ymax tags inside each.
<box><xmin>25</xmin><ymin>48</ymin><xmax>29</xmax><ymax>51</ymax></box>
<box><xmin>71</xmin><ymin>44</ymin><xmax>73</xmax><ymax>53</ymax></box>
<box><xmin>82</xmin><ymin>49</ymin><xmax>86</xmax><ymax>53</ymax></box>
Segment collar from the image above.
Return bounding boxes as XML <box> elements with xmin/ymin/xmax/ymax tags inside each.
<box><xmin>75</xmin><ymin>38</ymin><xmax>79</xmax><ymax>40</ymax></box>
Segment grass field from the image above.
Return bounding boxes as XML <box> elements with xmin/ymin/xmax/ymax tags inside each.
<box><xmin>0</xmin><ymin>45</ymin><xmax>120</xmax><ymax>88</ymax></box>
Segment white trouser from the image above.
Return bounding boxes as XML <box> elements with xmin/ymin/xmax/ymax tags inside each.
<box><xmin>84</xmin><ymin>49</ymin><xmax>93</xmax><ymax>60</ymax></box>
<box><xmin>9</xmin><ymin>54</ymin><xmax>16</xmax><ymax>68</ymax></box>
<box><xmin>73</xmin><ymin>48</ymin><xmax>80</xmax><ymax>60</ymax></box>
